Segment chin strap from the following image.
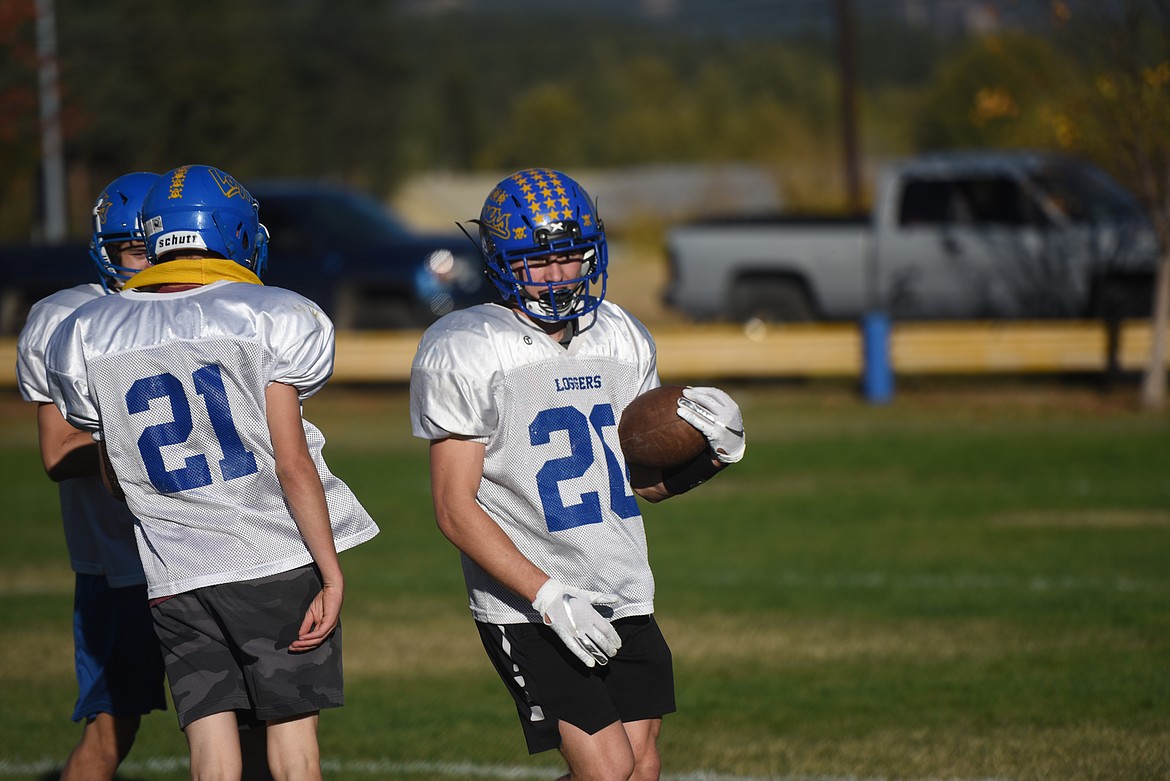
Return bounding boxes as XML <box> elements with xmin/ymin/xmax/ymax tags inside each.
<box><xmin>558</xmin><ymin>318</ymin><xmax>577</xmax><ymax>347</ymax></box>
<box><xmin>122</xmin><ymin>258</ymin><xmax>263</xmax><ymax>290</ymax></box>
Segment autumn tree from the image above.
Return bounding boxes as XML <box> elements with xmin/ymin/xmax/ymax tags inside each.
<box><xmin>1059</xmin><ymin>0</ymin><xmax>1170</xmax><ymax>409</ymax></box>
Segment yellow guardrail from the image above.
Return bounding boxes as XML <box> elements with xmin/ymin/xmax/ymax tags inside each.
<box><xmin>1</xmin><ymin>320</ymin><xmax>1165</xmax><ymax>387</ymax></box>
<box><xmin>655</xmin><ymin>320</ymin><xmax>1164</xmax><ymax>378</ymax></box>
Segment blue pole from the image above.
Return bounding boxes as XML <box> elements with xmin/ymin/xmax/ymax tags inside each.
<box><xmin>861</xmin><ymin>311</ymin><xmax>893</xmax><ymax>404</ymax></box>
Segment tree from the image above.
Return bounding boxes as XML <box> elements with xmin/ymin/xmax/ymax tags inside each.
<box><xmin>910</xmin><ymin>4</ymin><xmax>1170</xmax><ymax>407</ymax></box>
<box><xmin>1059</xmin><ymin>0</ymin><xmax>1170</xmax><ymax>409</ymax></box>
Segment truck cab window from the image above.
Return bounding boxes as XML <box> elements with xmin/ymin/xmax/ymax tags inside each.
<box><xmin>900</xmin><ymin>177</ymin><xmax>1041</xmax><ymax>227</ymax></box>
<box><xmin>898</xmin><ymin>180</ymin><xmax>952</xmax><ymax>226</ymax></box>
<box><xmin>1030</xmin><ymin>164</ymin><xmax>1144</xmax><ymax>224</ymax></box>
<box><xmin>955</xmin><ymin>177</ymin><xmax>1035</xmax><ymax>226</ymax></box>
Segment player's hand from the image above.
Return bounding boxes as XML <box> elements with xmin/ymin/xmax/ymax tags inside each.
<box><xmin>532</xmin><ymin>579</ymin><xmax>622</xmax><ymax>668</ymax></box>
<box><xmin>677</xmin><ymin>386</ymin><xmax>746</xmax><ymax>464</ymax></box>
<box><xmin>291</xmin><ymin>581</ymin><xmax>343</xmax><ymax>653</ymax></box>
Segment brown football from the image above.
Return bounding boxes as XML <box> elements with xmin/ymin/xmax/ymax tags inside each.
<box><xmin>618</xmin><ymin>385</ymin><xmax>708</xmax><ymax>468</ymax></box>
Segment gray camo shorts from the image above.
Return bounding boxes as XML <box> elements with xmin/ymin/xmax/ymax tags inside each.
<box><xmin>152</xmin><ymin>564</ymin><xmax>343</xmax><ymax>729</ymax></box>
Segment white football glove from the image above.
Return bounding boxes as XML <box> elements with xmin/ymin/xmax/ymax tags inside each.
<box><xmin>677</xmin><ymin>386</ymin><xmax>746</xmax><ymax>464</ymax></box>
<box><xmin>532</xmin><ymin>579</ymin><xmax>622</xmax><ymax>668</ymax></box>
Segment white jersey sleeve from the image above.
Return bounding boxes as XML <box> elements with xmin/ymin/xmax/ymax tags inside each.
<box><xmin>45</xmin><ymin>281</ymin><xmax>379</xmax><ymax>598</ymax></box>
<box><xmin>411</xmin><ymin>302</ymin><xmax>661</xmax><ymax>624</ymax></box>
<box><xmin>18</xmin><ymin>283</ymin><xmax>146</xmax><ymax>586</ymax></box>
<box><xmin>17</xmin><ymin>284</ymin><xmax>105</xmax><ymax>403</ymax></box>
<box><xmin>270</xmin><ymin>302</ymin><xmax>335</xmax><ymax>398</ymax></box>
<box><xmin>410</xmin><ymin>309</ymin><xmax>503</xmax><ymax>441</ymax></box>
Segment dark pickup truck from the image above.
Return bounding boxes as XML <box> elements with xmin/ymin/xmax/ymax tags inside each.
<box><xmin>0</xmin><ymin>180</ymin><xmax>494</xmax><ymax>335</ymax></box>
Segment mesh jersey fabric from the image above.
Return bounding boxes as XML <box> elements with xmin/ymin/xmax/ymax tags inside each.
<box><xmin>411</xmin><ymin>302</ymin><xmax>660</xmax><ymax>624</ymax></box>
<box><xmin>17</xmin><ymin>283</ymin><xmax>146</xmax><ymax>586</ymax></box>
<box><xmin>45</xmin><ymin>280</ymin><xmax>379</xmax><ymax>598</ymax></box>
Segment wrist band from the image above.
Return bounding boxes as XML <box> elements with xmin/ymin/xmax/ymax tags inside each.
<box><xmin>661</xmin><ymin>454</ymin><xmax>722</xmax><ymax>496</ymax></box>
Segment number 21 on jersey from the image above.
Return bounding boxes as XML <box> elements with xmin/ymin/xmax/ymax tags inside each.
<box><xmin>126</xmin><ymin>364</ymin><xmax>259</xmax><ymax>493</ymax></box>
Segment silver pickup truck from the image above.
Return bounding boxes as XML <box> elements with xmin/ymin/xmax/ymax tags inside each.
<box><xmin>664</xmin><ymin>151</ymin><xmax>1159</xmax><ymax>322</ymax></box>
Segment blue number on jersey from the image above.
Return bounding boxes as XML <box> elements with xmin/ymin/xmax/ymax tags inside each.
<box><xmin>192</xmin><ymin>365</ymin><xmax>258</xmax><ymax>481</ymax></box>
<box><xmin>127</xmin><ymin>365</ymin><xmax>259</xmax><ymax>493</ymax></box>
<box><xmin>530</xmin><ymin>403</ymin><xmax>639</xmax><ymax>532</ymax></box>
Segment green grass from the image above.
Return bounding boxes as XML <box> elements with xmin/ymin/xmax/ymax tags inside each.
<box><xmin>1</xmin><ymin>380</ymin><xmax>1168</xmax><ymax>781</ymax></box>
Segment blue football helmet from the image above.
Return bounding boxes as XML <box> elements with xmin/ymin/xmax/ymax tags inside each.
<box><xmin>89</xmin><ymin>172</ymin><xmax>161</xmax><ymax>292</ymax></box>
<box><xmin>472</xmin><ymin>168</ymin><xmax>607</xmax><ymax>321</ymax></box>
<box><xmin>141</xmin><ymin>165</ymin><xmax>267</xmax><ymax>277</ymax></box>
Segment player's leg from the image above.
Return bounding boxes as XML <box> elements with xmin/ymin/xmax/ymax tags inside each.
<box><xmin>63</xmin><ymin>574</ymin><xmax>163</xmax><ymax>781</ymax></box>
<box><xmin>264</xmin><ymin>713</ymin><xmax>322</xmax><ymax>781</ymax></box>
<box><xmin>60</xmin><ymin>713</ymin><xmax>138</xmax><ymax>781</ymax></box>
<box><xmin>557</xmin><ymin>719</ymin><xmax>635</xmax><ymax>781</ymax></box>
<box><xmin>185</xmin><ymin>710</ymin><xmax>244</xmax><ymax>780</ymax></box>
<box><xmin>621</xmin><ymin>718</ymin><xmax>663</xmax><ymax>781</ymax></box>
<box><xmin>152</xmin><ymin>590</ymin><xmax>255</xmax><ymax>778</ymax></box>
<box><xmin>208</xmin><ymin>568</ymin><xmax>342</xmax><ymax>780</ymax></box>
<box><xmin>555</xmin><ymin>716</ymin><xmax>661</xmax><ymax>781</ymax></box>
<box><xmin>598</xmin><ymin>616</ymin><xmax>674</xmax><ymax>781</ymax></box>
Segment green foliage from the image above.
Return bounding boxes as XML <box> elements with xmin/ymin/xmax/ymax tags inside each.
<box><xmin>0</xmin><ymin>2</ymin><xmax>881</xmax><ymax>238</ymax></box>
<box><xmin>5</xmin><ymin>2</ymin><xmax>1169</xmax><ymax>239</ymax></box>
<box><xmin>1</xmin><ymin>382</ymin><xmax>1168</xmax><ymax>780</ymax></box>
<box><xmin>912</xmin><ymin>33</ymin><xmax>1076</xmax><ymax>151</ymax></box>
<box><xmin>1054</xmin><ymin>1</ymin><xmax>1170</xmax><ymax>215</ymax></box>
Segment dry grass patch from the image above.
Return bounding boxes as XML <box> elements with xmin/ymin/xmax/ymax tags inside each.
<box><xmin>693</xmin><ymin>467</ymin><xmax>912</xmax><ymax>499</ymax></box>
<box><xmin>659</xmin><ymin>614</ymin><xmax>1152</xmax><ymax>666</ymax></box>
<box><xmin>343</xmin><ymin>616</ymin><xmax>486</xmax><ymax>677</ymax></box>
<box><xmin>991</xmin><ymin>508</ymin><xmax>1170</xmax><ymax>528</ymax></box>
<box><xmin>0</xmin><ymin>627</ymin><xmax>74</xmax><ymax>682</ymax></box>
<box><xmin>0</xmin><ymin>565</ymin><xmax>72</xmax><ymax>595</ymax></box>
<box><xmin>664</xmin><ymin>723</ymin><xmax>1170</xmax><ymax>781</ymax></box>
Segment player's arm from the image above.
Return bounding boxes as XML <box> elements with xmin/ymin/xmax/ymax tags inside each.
<box><xmin>429</xmin><ymin>436</ymin><xmax>549</xmax><ymax>602</ymax></box>
<box><xmin>266</xmin><ymin>381</ymin><xmax>344</xmax><ymax>652</ymax></box>
<box><xmin>430</xmin><ymin>436</ymin><xmax>621</xmax><ymax>666</ymax></box>
<box><xmin>35</xmin><ymin>401</ymin><xmax>99</xmax><ymax>482</ymax></box>
<box><xmin>629</xmin><ymin>454</ymin><xmax>726</xmax><ymax>503</ymax></box>
<box><xmin>629</xmin><ymin>386</ymin><xmax>746</xmax><ymax>503</ymax></box>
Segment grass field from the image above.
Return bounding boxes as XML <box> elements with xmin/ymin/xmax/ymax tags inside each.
<box><xmin>1</xmin><ymin>379</ymin><xmax>1168</xmax><ymax>781</ymax></box>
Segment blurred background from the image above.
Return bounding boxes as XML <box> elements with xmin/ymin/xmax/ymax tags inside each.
<box><xmin>3</xmin><ymin>0</ymin><xmax>1170</xmax><ymax>402</ymax></box>
<box><xmin>2</xmin><ymin>6</ymin><xmax>1169</xmax><ymax>779</ymax></box>
<box><xmin>4</xmin><ymin>0</ymin><xmax>1164</xmax><ymax>238</ymax></box>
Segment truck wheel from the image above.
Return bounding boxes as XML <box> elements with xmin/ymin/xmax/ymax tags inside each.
<box><xmin>728</xmin><ymin>278</ymin><xmax>815</xmax><ymax>322</ymax></box>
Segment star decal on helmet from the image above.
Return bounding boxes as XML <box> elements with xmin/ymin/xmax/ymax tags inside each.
<box><xmin>510</xmin><ymin>168</ymin><xmax>576</xmax><ymax>226</ymax></box>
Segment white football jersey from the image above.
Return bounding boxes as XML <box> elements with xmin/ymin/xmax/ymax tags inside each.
<box><xmin>46</xmin><ymin>280</ymin><xmax>379</xmax><ymax>599</ymax></box>
<box><xmin>18</xmin><ymin>283</ymin><xmax>146</xmax><ymax>587</ymax></box>
<box><xmin>411</xmin><ymin>302</ymin><xmax>661</xmax><ymax>624</ymax></box>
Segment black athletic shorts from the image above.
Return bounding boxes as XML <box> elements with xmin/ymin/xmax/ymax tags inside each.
<box><xmin>476</xmin><ymin>614</ymin><xmax>676</xmax><ymax>754</ymax></box>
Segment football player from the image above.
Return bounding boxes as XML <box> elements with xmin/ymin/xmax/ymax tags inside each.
<box><xmin>410</xmin><ymin>169</ymin><xmax>746</xmax><ymax>780</ymax></box>
<box><xmin>17</xmin><ymin>172</ymin><xmax>169</xmax><ymax>781</ymax></box>
<box><xmin>44</xmin><ymin>165</ymin><xmax>379</xmax><ymax>780</ymax></box>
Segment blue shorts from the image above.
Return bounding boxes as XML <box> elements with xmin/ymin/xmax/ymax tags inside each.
<box><xmin>72</xmin><ymin>573</ymin><xmax>168</xmax><ymax>722</ymax></box>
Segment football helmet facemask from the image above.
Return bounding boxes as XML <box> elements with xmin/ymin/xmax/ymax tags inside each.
<box><xmin>89</xmin><ymin>172</ymin><xmax>161</xmax><ymax>292</ymax></box>
<box><xmin>471</xmin><ymin>168</ymin><xmax>607</xmax><ymax>321</ymax></box>
<box><xmin>141</xmin><ymin>165</ymin><xmax>267</xmax><ymax>277</ymax></box>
